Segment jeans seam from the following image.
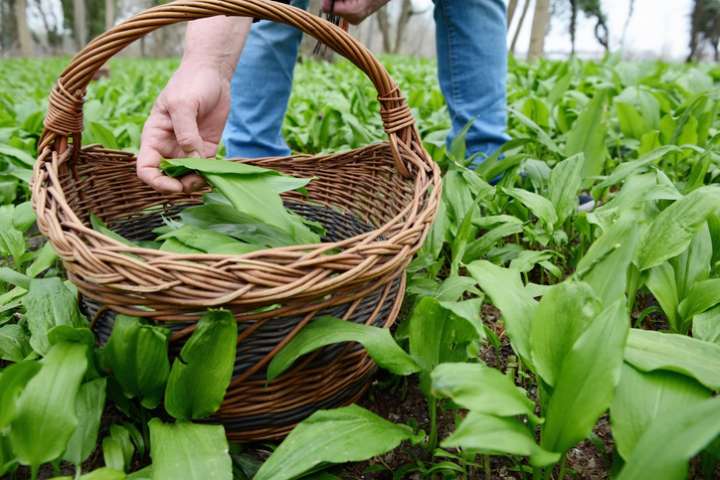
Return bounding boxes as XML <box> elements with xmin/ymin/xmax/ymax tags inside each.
<box><xmin>438</xmin><ymin>1</ymin><xmax>463</xmax><ymax>133</ymax></box>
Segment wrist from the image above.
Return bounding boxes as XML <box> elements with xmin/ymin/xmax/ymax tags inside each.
<box><xmin>180</xmin><ymin>53</ymin><xmax>236</xmax><ymax>80</ymax></box>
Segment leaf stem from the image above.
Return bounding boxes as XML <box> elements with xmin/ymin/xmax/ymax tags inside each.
<box><xmin>558</xmin><ymin>454</ymin><xmax>568</xmax><ymax>480</ymax></box>
<box><xmin>428</xmin><ymin>396</ymin><xmax>438</xmax><ymax>452</ymax></box>
<box><xmin>484</xmin><ymin>455</ymin><xmax>491</xmax><ymax>479</ymax></box>
<box><xmin>532</xmin><ymin>467</ymin><xmax>543</xmax><ymax>480</ymax></box>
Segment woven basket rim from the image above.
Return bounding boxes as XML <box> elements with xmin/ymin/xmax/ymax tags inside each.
<box><xmin>31</xmin><ymin>0</ymin><xmax>442</xmax><ymax>308</ymax></box>
<box><xmin>38</xmin><ymin>143</ymin><xmax>438</xmax><ymax>260</ymax></box>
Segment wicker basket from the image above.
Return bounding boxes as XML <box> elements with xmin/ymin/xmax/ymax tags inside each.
<box><xmin>31</xmin><ymin>0</ymin><xmax>441</xmax><ymax>441</ymax></box>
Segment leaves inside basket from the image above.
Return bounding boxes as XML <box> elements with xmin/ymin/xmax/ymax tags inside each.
<box><xmin>89</xmin><ymin>159</ymin><xmax>325</xmax><ymax>254</ymax></box>
<box><xmin>161</xmin><ymin>158</ymin><xmax>322</xmax><ymax>245</ymax></box>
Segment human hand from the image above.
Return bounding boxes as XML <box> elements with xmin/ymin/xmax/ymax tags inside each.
<box><xmin>323</xmin><ymin>0</ymin><xmax>391</xmax><ymax>25</ymax></box>
<box><xmin>137</xmin><ymin>63</ymin><xmax>231</xmax><ymax>193</ymax></box>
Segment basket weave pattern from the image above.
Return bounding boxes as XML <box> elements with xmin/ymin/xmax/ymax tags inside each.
<box><xmin>31</xmin><ymin>0</ymin><xmax>441</xmax><ymax>440</ymax></box>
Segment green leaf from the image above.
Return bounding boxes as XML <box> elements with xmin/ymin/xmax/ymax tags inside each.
<box><xmin>678</xmin><ymin>278</ymin><xmax>720</xmax><ymax>323</ymax></box>
<box><xmin>0</xmin><ymin>144</ymin><xmax>35</xmax><ymax>168</ymax></box>
<box><xmin>450</xmin><ymin>204</ymin><xmax>477</xmax><ymax>275</ymax></box>
<box><xmin>102</xmin><ymin>433</ymin><xmax>125</xmax><ymax>472</ymax></box>
<box><xmin>503</xmin><ymin>187</ymin><xmax>558</xmax><ymax>229</ymax></box>
<box><xmin>420</xmin><ymin>195</ymin><xmax>449</xmax><ymax>259</ymax></box>
<box><xmin>180</xmin><ymin>200</ymin><xmax>298</xmax><ymax>249</ymax></box>
<box><xmin>610</xmin><ymin>364</ymin><xmax>710</xmax><ymax>460</ymax></box>
<box><xmin>0</xmin><ymin>266</ymin><xmax>29</xmax><ymax>289</ymax></box>
<box><xmin>103</xmin><ymin>424</ymin><xmax>134</xmax><ymax>473</ymax></box>
<box><xmin>624</xmin><ymin>329</ymin><xmax>720</xmax><ymax>390</ymax></box>
<box><xmin>160</xmin><ymin>158</ymin><xmax>274</xmax><ymax>177</ymax></box>
<box><xmin>438</xmin><ymin>298</ymin><xmax>485</xmax><ymax>341</ymax></box>
<box><xmin>575</xmin><ymin>211</ymin><xmax>643</xmax><ymax>304</ymax></box>
<box><xmin>548</xmin><ymin>154</ymin><xmax>584</xmax><ymax>224</ymax></box>
<box><xmin>0</xmin><ymin>227</ymin><xmax>25</xmax><ymax>264</ymax></box>
<box><xmin>646</xmin><ymin>262</ymin><xmax>680</xmax><ymax>330</ymax></box>
<box><xmin>157</xmin><ymin>225</ymin><xmax>258</xmax><ymax>255</ymax></box>
<box><xmin>21</xmin><ymin>277</ymin><xmax>87</xmax><ymax>355</ymax></box>
<box><xmin>616</xmin><ymin>396</ymin><xmax>720</xmax><ymax>480</ymax></box>
<box><xmin>409</xmin><ymin>296</ymin><xmax>450</xmax><ymax>373</ymax></box>
<box><xmin>431</xmin><ymin>362</ymin><xmax>540</xmax><ymax>422</ymax></box>
<box><xmin>443</xmin><ymin>169</ymin><xmax>475</xmax><ymax>221</ymax></box>
<box><xmin>0</xmin><ymin>324</ymin><xmax>32</xmax><ymax>362</ymax></box>
<box><xmin>636</xmin><ymin>186</ymin><xmax>720</xmax><ymax>270</ymax></box>
<box><xmin>127</xmin><ymin>466</ymin><xmax>153</xmax><ymax>480</ymax></box>
<box><xmin>467</xmin><ymin>260</ymin><xmax>536</xmax><ymax>364</ymax></box>
<box><xmin>593</xmin><ymin>145</ymin><xmax>680</xmax><ymax>192</ymax></box>
<box><xmin>0</xmin><ymin>360</ymin><xmax>41</xmax><ymax>429</ymax></box>
<box><xmin>565</xmin><ymin>89</ymin><xmax>608</xmax><ymax>178</ymax></box>
<box><xmin>209</xmin><ymin>174</ymin><xmax>320</xmax><ymax>245</ymax></box>
<box><xmin>616</xmin><ymin>102</ymin><xmax>651</xmax><ymax>140</ymax></box>
<box><xmin>86</xmin><ymin>122</ymin><xmax>119</xmax><ymax>149</ymax></box>
<box><xmin>463</xmin><ymin>221</ymin><xmax>523</xmax><ymax>263</ymax></box>
<box><xmin>149</xmin><ymin>419</ymin><xmax>232</xmax><ymax>480</ymax></box>
<box><xmin>442</xmin><ymin>412</ymin><xmax>559</xmax><ymax>467</ymax></box>
<box><xmin>90</xmin><ymin>213</ymin><xmax>137</xmax><ymax>248</ymax></box>
<box><xmin>530</xmin><ymin>281</ymin><xmax>601</xmax><ymax>386</ymax></box>
<box><xmin>49</xmin><ymin>468</ymin><xmax>126</xmax><ymax>480</ymax></box>
<box><xmin>64</xmin><ymin>378</ymin><xmax>107</xmax><ymax>466</ymax></box>
<box><xmin>615</xmin><ymin>87</ymin><xmax>660</xmax><ymax>140</ymax></box>
<box><xmin>161</xmin><ymin>159</ymin><xmax>318</xmax><ymax>245</ymax></box>
<box><xmin>541</xmin><ymin>299</ymin><xmax>628</xmax><ymax>454</ymax></box>
<box><xmin>26</xmin><ymin>242</ymin><xmax>57</xmax><ymax>278</ymax></box>
<box><xmin>12</xmin><ymin>201</ymin><xmax>35</xmax><ymax>232</ymax></box>
<box><xmin>693</xmin><ymin>304</ymin><xmax>720</xmax><ymax>344</ymax></box>
<box><xmin>267</xmin><ymin>316</ymin><xmax>419</xmax><ymax>381</ymax></box>
<box><xmin>509</xmin><ymin>107</ymin><xmax>561</xmax><ymax>154</ymax></box>
<box><xmin>10</xmin><ymin>342</ymin><xmax>88</xmax><ymax>469</ymax></box>
<box><xmin>433</xmin><ymin>275</ymin><xmax>479</xmax><ymax>302</ymax></box>
<box><xmin>100</xmin><ymin>315</ymin><xmax>170</xmax><ymax>409</ymax></box>
<box><xmin>165</xmin><ymin>310</ymin><xmax>237</xmax><ymax>420</ymax></box>
<box><xmin>254</xmin><ymin>405</ymin><xmax>420</xmax><ymax>480</ymax></box>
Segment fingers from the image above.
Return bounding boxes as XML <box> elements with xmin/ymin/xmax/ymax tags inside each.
<box><xmin>180</xmin><ymin>174</ymin><xmax>206</xmax><ymax>193</ymax></box>
<box><xmin>137</xmin><ymin>141</ymin><xmax>184</xmax><ymax>193</ymax></box>
<box><xmin>167</xmin><ymin>101</ymin><xmax>205</xmax><ymax>157</ymax></box>
<box><xmin>324</xmin><ymin>0</ymin><xmax>370</xmax><ymax>25</ymax></box>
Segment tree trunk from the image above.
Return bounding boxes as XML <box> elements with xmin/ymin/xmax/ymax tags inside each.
<box><xmin>507</xmin><ymin>0</ymin><xmax>519</xmax><ymax>27</ymax></box>
<box><xmin>376</xmin><ymin>6</ymin><xmax>392</xmax><ymax>53</ymax></box>
<box><xmin>73</xmin><ymin>0</ymin><xmax>87</xmax><ymax>48</ymax></box>
<box><xmin>392</xmin><ymin>0</ymin><xmax>413</xmax><ymax>54</ymax></box>
<box><xmin>687</xmin><ymin>0</ymin><xmax>704</xmax><ymax>62</ymax></box>
<box><xmin>528</xmin><ymin>0</ymin><xmax>550</xmax><ymax>61</ymax></box>
<box><xmin>620</xmin><ymin>0</ymin><xmax>635</xmax><ymax>49</ymax></box>
<box><xmin>510</xmin><ymin>0</ymin><xmax>530</xmax><ymax>54</ymax></box>
<box><xmin>14</xmin><ymin>0</ymin><xmax>33</xmax><ymax>57</ymax></box>
<box><xmin>569</xmin><ymin>0</ymin><xmax>577</xmax><ymax>55</ymax></box>
<box><xmin>105</xmin><ymin>0</ymin><xmax>115</xmax><ymax>30</ymax></box>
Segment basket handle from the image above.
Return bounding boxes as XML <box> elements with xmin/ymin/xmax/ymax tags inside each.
<box><xmin>39</xmin><ymin>0</ymin><xmax>420</xmax><ymax>177</ymax></box>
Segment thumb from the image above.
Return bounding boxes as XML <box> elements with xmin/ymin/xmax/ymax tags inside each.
<box><xmin>321</xmin><ymin>0</ymin><xmax>336</xmax><ymax>12</ymax></box>
<box><xmin>168</xmin><ymin>102</ymin><xmax>204</xmax><ymax>157</ymax></box>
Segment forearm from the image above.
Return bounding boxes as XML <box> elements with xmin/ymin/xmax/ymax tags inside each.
<box><xmin>182</xmin><ymin>16</ymin><xmax>252</xmax><ymax>80</ymax></box>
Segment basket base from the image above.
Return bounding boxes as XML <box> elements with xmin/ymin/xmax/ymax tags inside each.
<box><xmin>81</xmin><ymin>202</ymin><xmax>405</xmax><ymax>441</ymax></box>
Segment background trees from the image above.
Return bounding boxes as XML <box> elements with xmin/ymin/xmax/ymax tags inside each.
<box><xmin>0</xmin><ymin>0</ymin><xmax>719</xmax><ymax>62</ymax></box>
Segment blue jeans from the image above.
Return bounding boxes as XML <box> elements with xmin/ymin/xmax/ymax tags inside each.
<box><xmin>223</xmin><ymin>0</ymin><xmax>508</xmax><ymax>160</ymax></box>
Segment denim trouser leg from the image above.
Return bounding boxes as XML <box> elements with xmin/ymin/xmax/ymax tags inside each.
<box><xmin>222</xmin><ymin>0</ymin><xmax>309</xmax><ymax>158</ymax></box>
<box><xmin>433</xmin><ymin>0</ymin><xmax>509</xmax><ymax>159</ymax></box>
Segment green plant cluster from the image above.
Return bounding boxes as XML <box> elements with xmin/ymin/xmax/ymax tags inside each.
<box><xmin>1</xmin><ymin>54</ymin><xmax>720</xmax><ymax>479</ymax></box>
<box><xmin>92</xmin><ymin>157</ymin><xmax>323</xmax><ymax>254</ymax></box>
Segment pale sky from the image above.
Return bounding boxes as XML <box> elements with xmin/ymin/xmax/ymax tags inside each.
<box><xmin>541</xmin><ymin>0</ymin><xmax>694</xmax><ymax>59</ymax></box>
